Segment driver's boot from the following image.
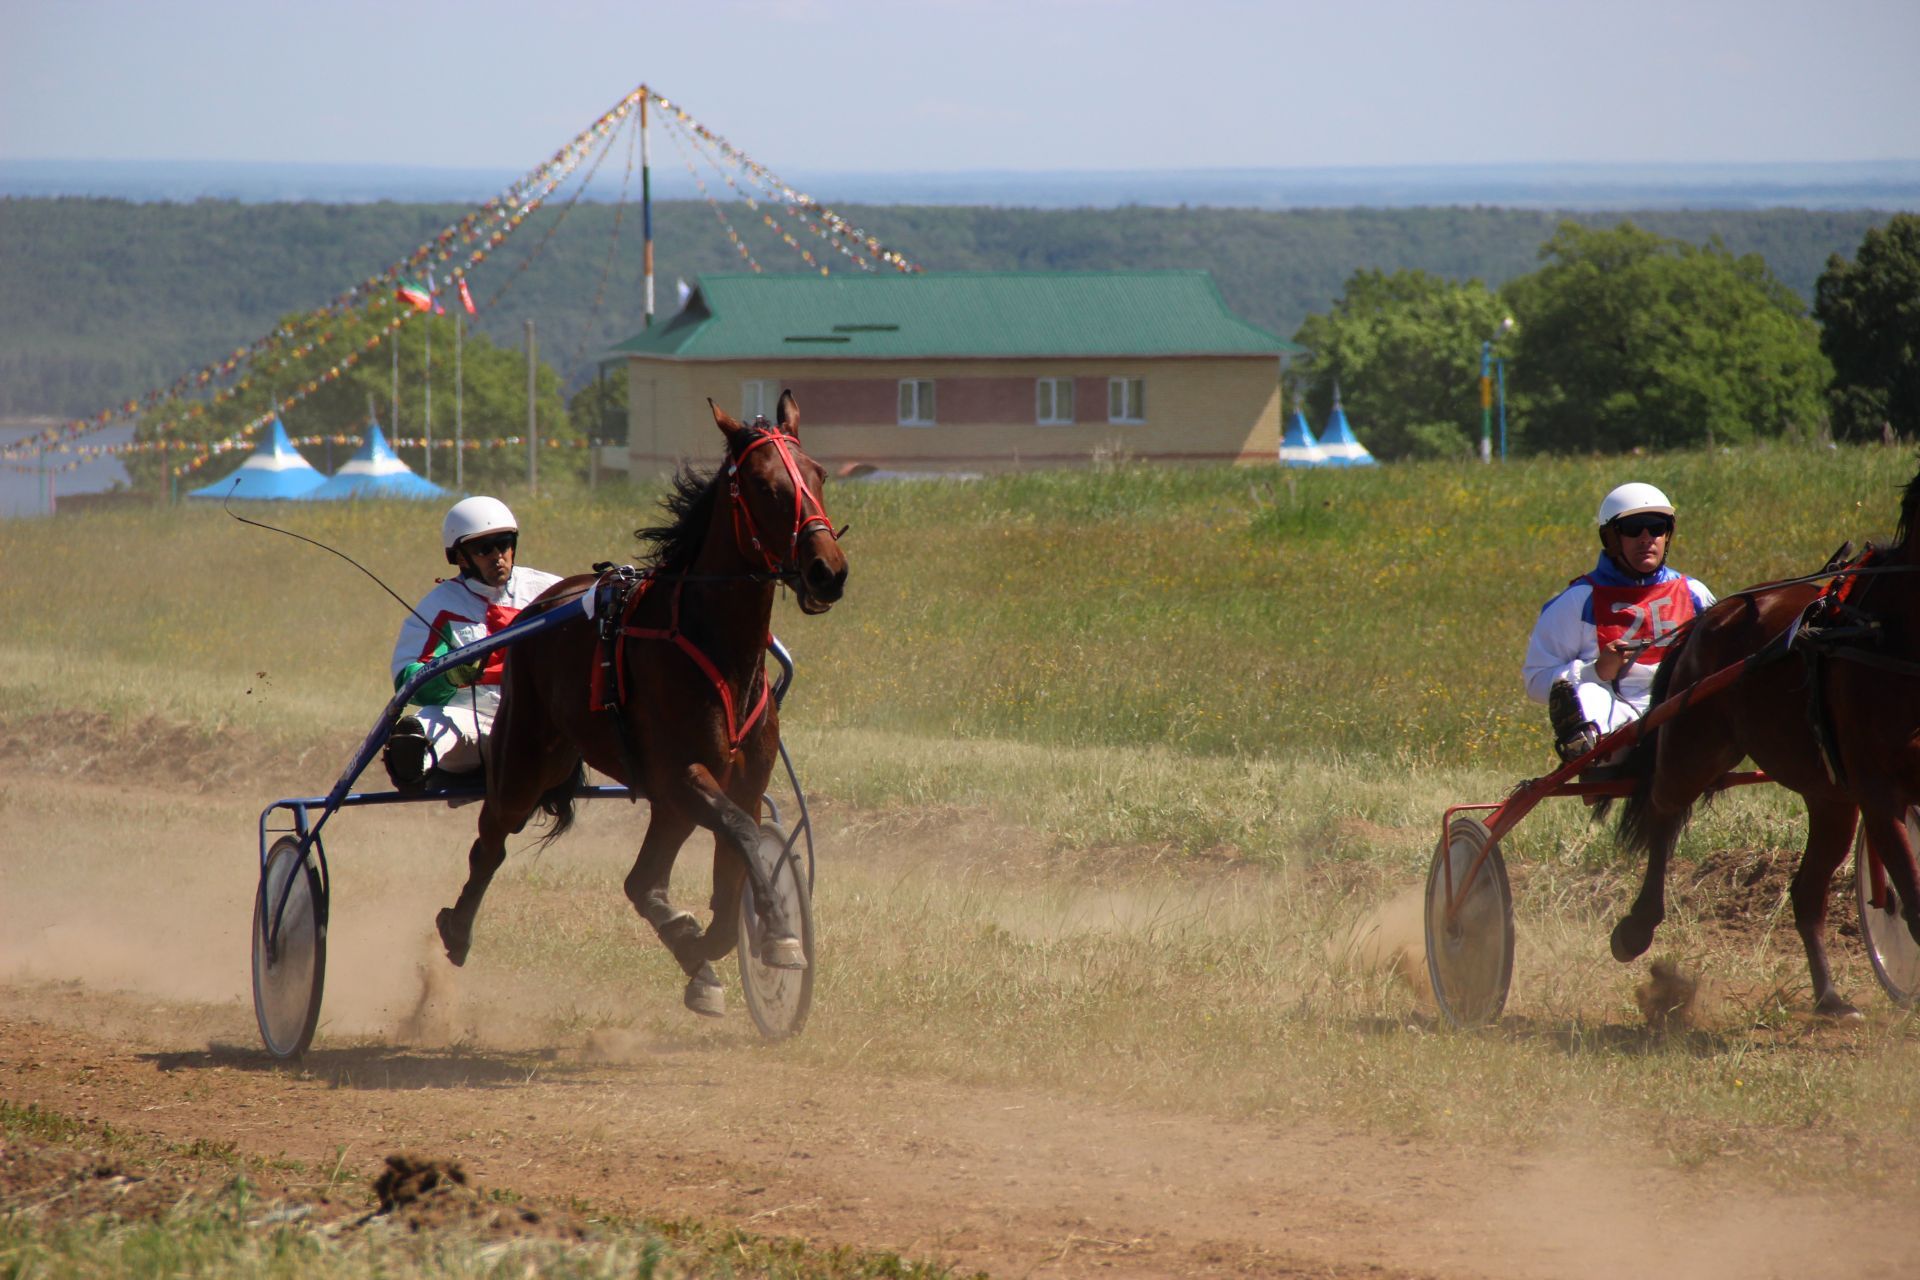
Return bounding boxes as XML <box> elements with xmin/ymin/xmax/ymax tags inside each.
<box><xmin>1549</xmin><ymin>679</ymin><xmax>1600</xmax><ymax>764</ymax></box>
<box><xmin>383</xmin><ymin>716</ymin><xmax>432</xmax><ymax>792</ymax></box>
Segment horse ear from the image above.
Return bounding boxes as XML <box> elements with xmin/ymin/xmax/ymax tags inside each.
<box><xmin>776</xmin><ymin>389</ymin><xmax>800</xmax><ymax>437</ymax></box>
<box><xmin>708</xmin><ymin>398</ymin><xmax>746</xmax><ymax>438</ymax></box>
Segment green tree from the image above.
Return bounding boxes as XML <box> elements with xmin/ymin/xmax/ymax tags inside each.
<box><xmin>1500</xmin><ymin>222</ymin><xmax>1830</xmax><ymax>453</ymax></box>
<box><xmin>1290</xmin><ymin>269</ymin><xmax>1512</xmax><ymax>459</ymax></box>
<box><xmin>1814</xmin><ymin>213</ymin><xmax>1920</xmax><ymax>442</ymax></box>
<box><xmin>133</xmin><ymin>300</ymin><xmax>575</xmax><ymax>496</ymax></box>
<box><xmin>567</xmin><ymin>363</ymin><xmax>629</xmax><ymax>447</ymax></box>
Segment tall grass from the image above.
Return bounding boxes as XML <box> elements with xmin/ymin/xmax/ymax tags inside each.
<box><xmin>3</xmin><ymin>443</ymin><xmax>1911</xmax><ymax>844</ymax></box>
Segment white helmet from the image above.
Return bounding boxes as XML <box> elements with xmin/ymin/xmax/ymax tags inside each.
<box><xmin>442</xmin><ymin>496</ymin><xmax>517</xmax><ymax>564</ymax></box>
<box><xmin>1596</xmin><ymin>483</ymin><xmax>1675</xmax><ymax>528</ymax></box>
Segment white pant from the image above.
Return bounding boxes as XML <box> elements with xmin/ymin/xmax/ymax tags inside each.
<box><xmin>415</xmin><ymin>701</ymin><xmax>494</xmax><ymax>774</ymax></box>
<box><xmin>1570</xmin><ymin>680</ymin><xmax>1643</xmax><ymax>738</ymax></box>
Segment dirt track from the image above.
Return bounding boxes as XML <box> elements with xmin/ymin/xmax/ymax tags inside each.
<box><xmin>5</xmin><ymin>767</ymin><xmax>1919</xmax><ymax>1279</ymax></box>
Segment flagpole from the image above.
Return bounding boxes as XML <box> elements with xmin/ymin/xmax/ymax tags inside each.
<box><xmin>455</xmin><ymin>310</ymin><xmax>464</xmax><ymax>491</ymax></box>
<box><xmin>641</xmin><ymin>86</ymin><xmax>654</xmax><ymax>330</ymax></box>
<box><xmin>424</xmin><ymin>314</ymin><xmax>433</xmax><ymax>483</ymax></box>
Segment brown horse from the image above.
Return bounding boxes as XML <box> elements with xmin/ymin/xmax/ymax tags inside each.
<box><xmin>1610</xmin><ymin>466</ymin><xmax>1920</xmax><ymax>1017</ymax></box>
<box><xmin>435</xmin><ymin>392</ymin><xmax>848</xmax><ymax>1016</ymax></box>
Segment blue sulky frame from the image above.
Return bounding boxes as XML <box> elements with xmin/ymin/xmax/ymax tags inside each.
<box><xmin>252</xmin><ymin>595</ymin><xmax>815</xmax><ymax>1050</ymax></box>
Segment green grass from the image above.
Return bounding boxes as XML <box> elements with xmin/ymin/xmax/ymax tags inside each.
<box><xmin>5</xmin><ymin>441</ymin><xmax>1911</xmax><ymax>837</ymax></box>
<box><xmin>5</xmin><ymin>442</ymin><xmax>1920</xmax><ymax>1224</ymax></box>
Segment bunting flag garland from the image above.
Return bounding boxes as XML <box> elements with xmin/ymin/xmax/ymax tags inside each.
<box><xmin>11</xmin><ymin>80</ymin><xmax>925</xmax><ymax>477</ymax></box>
<box><xmin>2</xmin><ymin>81</ymin><xmax>645</xmax><ymax>464</ymax></box>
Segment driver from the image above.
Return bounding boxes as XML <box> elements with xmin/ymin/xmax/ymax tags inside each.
<box><xmin>383</xmin><ymin>496</ymin><xmax>562</xmax><ymax>790</ymax></box>
<box><xmin>1524</xmin><ymin>483</ymin><xmax>1716</xmax><ymax>763</ymax></box>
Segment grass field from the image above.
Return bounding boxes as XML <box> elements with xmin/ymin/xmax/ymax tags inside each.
<box><xmin>4</xmin><ymin>442</ymin><xmax>1919</xmax><ymax>1271</ymax></box>
<box><xmin>4</xmin><ymin>440</ymin><xmax>1914</xmax><ymax>845</ymax></box>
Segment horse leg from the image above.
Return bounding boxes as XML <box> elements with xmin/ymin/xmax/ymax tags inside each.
<box><xmin>1792</xmin><ymin>800</ymin><xmax>1862</xmax><ymax>1018</ymax></box>
<box><xmin>1857</xmin><ymin>801</ymin><xmax>1920</xmax><ymax>949</ymax></box>
<box><xmin>436</xmin><ymin>739</ymin><xmax>574</xmax><ymax>967</ymax></box>
<box><xmin>1611</xmin><ymin>817</ymin><xmax>1681</xmax><ymax>962</ymax></box>
<box><xmin>620</xmin><ymin>807</ymin><xmax>730</xmax><ymax>1017</ymax></box>
<box><xmin>437</xmin><ymin>805</ymin><xmax>512</xmax><ymax>967</ymax></box>
<box><xmin>1612</xmin><ymin>735</ymin><xmax>1742</xmax><ymax>963</ymax></box>
<box><xmin>677</xmin><ymin>763</ymin><xmax>804</xmax><ymax>970</ymax></box>
<box><xmin>694</xmin><ymin>833</ymin><xmax>749</xmax><ymax>962</ymax></box>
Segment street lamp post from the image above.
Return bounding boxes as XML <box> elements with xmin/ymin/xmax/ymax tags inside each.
<box><xmin>1479</xmin><ymin>315</ymin><xmax>1516</xmax><ymax>463</ymax></box>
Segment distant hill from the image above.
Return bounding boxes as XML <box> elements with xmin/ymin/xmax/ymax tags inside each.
<box><xmin>5</xmin><ymin>158</ymin><xmax>1918</xmax><ymax>210</ymax></box>
<box><xmin>0</xmin><ymin>197</ymin><xmax>1898</xmax><ymax>417</ymax></box>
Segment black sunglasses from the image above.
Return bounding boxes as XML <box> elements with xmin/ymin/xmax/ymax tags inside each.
<box><xmin>1613</xmin><ymin>515</ymin><xmax>1673</xmax><ymax>539</ymax></box>
<box><xmin>461</xmin><ymin>533</ymin><xmax>517</xmax><ymax>557</ymax></box>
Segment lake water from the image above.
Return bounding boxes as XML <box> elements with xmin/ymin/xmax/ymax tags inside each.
<box><xmin>0</xmin><ymin>425</ymin><xmax>134</xmax><ymax>519</ymax></box>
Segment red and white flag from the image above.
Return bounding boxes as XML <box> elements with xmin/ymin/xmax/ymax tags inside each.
<box><xmin>395</xmin><ymin>278</ymin><xmax>432</xmax><ymax>312</ymax></box>
<box><xmin>456</xmin><ymin>275</ymin><xmax>477</xmax><ymax>316</ymax></box>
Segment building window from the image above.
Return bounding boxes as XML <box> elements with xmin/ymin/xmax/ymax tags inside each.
<box><xmin>1036</xmin><ymin>377</ymin><xmax>1075</xmax><ymax>425</ymax></box>
<box><xmin>741</xmin><ymin>379</ymin><xmax>777</xmax><ymax>423</ymax></box>
<box><xmin>898</xmin><ymin>379</ymin><xmax>936</xmax><ymax>427</ymax></box>
<box><xmin>1108</xmin><ymin>377</ymin><xmax>1145</xmax><ymax>424</ymax></box>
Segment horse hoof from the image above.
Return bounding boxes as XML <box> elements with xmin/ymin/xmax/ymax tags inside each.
<box><xmin>1610</xmin><ymin>917</ymin><xmax>1654</xmax><ymax>964</ymax></box>
<box><xmin>1814</xmin><ymin>995</ymin><xmax>1864</xmax><ymax>1021</ymax></box>
<box><xmin>435</xmin><ymin>908</ymin><xmax>470</xmax><ymax>968</ymax></box>
<box><xmin>684</xmin><ymin>967</ymin><xmax>726</xmax><ymax>1018</ymax></box>
<box><xmin>760</xmin><ymin>934</ymin><xmax>808</xmax><ymax>971</ymax></box>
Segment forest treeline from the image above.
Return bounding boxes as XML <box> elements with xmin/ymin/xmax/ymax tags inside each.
<box><xmin>0</xmin><ymin>197</ymin><xmax>1895</xmax><ymax>418</ymax></box>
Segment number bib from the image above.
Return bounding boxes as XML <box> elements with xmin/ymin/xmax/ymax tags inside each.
<box><xmin>1584</xmin><ymin>578</ymin><xmax>1697</xmax><ymax>666</ymax></box>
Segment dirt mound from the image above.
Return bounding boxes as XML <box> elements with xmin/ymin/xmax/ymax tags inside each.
<box><xmin>1682</xmin><ymin>845</ymin><xmax>1857</xmax><ymax>942</ymax></box>
<box><xmin>371</xmin><ymin>1153</ymin><xmax>577</xmax><ymax>1239</ymax></box>
<box><xmin>0</xmin><ymin>1107</ymin><xmax>583</xmax><ymax>1247</ymax></box>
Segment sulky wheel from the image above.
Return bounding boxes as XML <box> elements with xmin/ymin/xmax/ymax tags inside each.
<box><xmin>1855</xmin><ymin>806</ymin><xmax>1920</xmax><ymax>1007</ymax></box>
<box><xmin>252</xmin><ymin>835</ymin><xmax>327</xmax><ymax>1059</ymax></box>
<box><xmin>1425</xmin><ymin>815</ymin><xmax>1514</xmax><ymax>1029</ymax></box>
<box><xmin>738</xmin><ymin>821</ymin><xmax>815</xmax><ymax>1041</ymax></box>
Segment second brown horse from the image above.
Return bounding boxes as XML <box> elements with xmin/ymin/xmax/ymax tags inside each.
<box><xmin>1611</xmin><ymin>466</ymin><xmax>1920</xmax><ymax>1016</ymax></box>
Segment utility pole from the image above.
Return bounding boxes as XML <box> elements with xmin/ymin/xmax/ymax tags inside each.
<box><xmin>454</xmin><ymin>311</ymin><xmax>464</xmax><ymax>490</ymax></box>
<box><xmin>525</xmin><ymin>318</ymin><xmax>538</xmax><ymax>495</ymax></box>
<box><xmin>390</xmin><ymin>328</ymin><xmax>399</xmax><ymax>436</ymax></box>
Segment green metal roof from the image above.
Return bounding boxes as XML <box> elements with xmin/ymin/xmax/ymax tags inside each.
<box><xmin>608</xmin><ymin>271</ymin><xmax>1303</xmax><ymax>361</ymax></box>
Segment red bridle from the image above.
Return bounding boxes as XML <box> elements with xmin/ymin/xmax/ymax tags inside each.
<box><xmin>726</xmin><ymin>426</ymin><xmax>837</xmax><ymax>576</ymax></box>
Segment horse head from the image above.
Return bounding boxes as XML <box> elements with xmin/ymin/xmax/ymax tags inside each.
<box><xmin>710</xmin><ymin>391</ymin><xmax>847</xmax><ymax>614</ymax></box>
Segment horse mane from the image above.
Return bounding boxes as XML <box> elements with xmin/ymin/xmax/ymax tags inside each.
<box><xmin>634</xmin><ymin>462</ymin><xmax>722</xmax><ymax>573</ymax></box>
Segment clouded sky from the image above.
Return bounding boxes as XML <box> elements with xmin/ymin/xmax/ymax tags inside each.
<box><xmin>3</xmin><ymin>0</ymin><xmax>1915</xmax><ymax>174</ymax></box>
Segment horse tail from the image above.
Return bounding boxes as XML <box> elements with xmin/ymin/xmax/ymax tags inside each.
<box><xmin>1605</xmin><ymin>621</ymin><xmax>1695</xmax><ymax>850</ymax></box>
<box><xmin>530</xmin><ymin>763</ymin><xmax>582</xmax><ymax>849</ymax></box>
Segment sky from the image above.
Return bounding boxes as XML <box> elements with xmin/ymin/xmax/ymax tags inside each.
<box><xmin>3</xmin><ymin>0</ymin><xmax>1917</xmax><ymax>177</ymax></box>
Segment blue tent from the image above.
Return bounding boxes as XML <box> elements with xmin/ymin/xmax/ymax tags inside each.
<box><xmin>187</xmin><ymin>417</ymin><xmax>325</xmax><ymax>500</ymax></box>
<box><xmin>300</xmin><ymin>421</ymin><xmax>444</xmax><ymax>501</ymax></box>
<box><xmin>1317</xmin><ymin>384</ymin><xmax>1376</xmax><ymax>467</ymax></box>
<box><xmin>1279</xmin><ymin>393</ymin><xmax>1327</xmax><ymax>467</ymax></box>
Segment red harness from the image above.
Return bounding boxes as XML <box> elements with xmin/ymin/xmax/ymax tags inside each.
<box><xmin>727</xmin><ymin>428</ymin><xmax>836</xmax><ymax>575</ymax></box>
<box><xmin>588</xmin><ymin>425</ymin><xmax>836</xmax><ymax>754</ymax></box>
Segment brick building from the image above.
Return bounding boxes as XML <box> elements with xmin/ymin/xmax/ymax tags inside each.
<box><xmin>608</xmin><ymin>271</ymin><xmax>1303</xmax><ymax>475</ymax></box>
